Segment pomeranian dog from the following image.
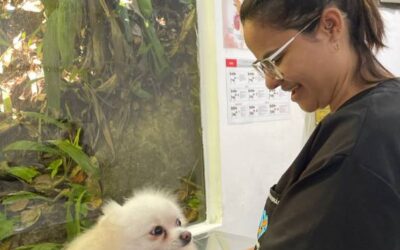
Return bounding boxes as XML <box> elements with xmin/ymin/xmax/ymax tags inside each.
<box><xmin>65</xmin><ymin>189</ymin><xmax>197</xmax><ymax>250</ymax></box>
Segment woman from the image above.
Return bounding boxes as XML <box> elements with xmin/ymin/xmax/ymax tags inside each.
<box><xmin>240</xmin><ymin>0</ymin><xmax>400</xmax><ymax>249</ymax></box>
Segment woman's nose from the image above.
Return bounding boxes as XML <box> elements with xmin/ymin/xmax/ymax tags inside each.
<box><xmin>265</xmin><ymin>74</ymin><xmax>281</xmax><ymax>90</ymax></box>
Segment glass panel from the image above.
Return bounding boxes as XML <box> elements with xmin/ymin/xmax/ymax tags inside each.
<box><xmin>0</xmin><ymin>0</ymin><xmax>205</xmax><ymax>248</ymax></box>
<box><xmin>195</xmin><ymin>231</ymin><xmax>256</xmax><ymax>250</ymax></box>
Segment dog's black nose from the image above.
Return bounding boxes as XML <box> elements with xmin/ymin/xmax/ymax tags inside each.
<box><xmin>179</xmin><ymin>231</ymin><xmax>192</xmax><ymax>246</ymax></box>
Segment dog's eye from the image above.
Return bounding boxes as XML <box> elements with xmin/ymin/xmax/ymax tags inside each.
<box><xmin>176</xmin><ymin>219</ymin><xmax>182</xmax><ymax>227</ymax></box>
<box><xmin>150</xmin><ymin>226</ymin><xmax>164</xmax><ymax>236</ymax></box>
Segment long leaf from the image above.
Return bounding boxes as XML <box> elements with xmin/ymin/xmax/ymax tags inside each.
<box><xmin>65</xmin><ymin>184</ymin><xmax>85</xmax><ymax>240</ymax></box>
<box><xmin>22</xmin><ymin>111</ymin><xmax>69</xmax><ymax>129</ymax></box>
<box><xmin>1</xmin><ymin>89</ymin><xmax>13</xmax><ymax>112</ymax></box>
<box><xmin>7</xmin><ymin>166</ymin><xmax>40</xmax><ymax>183</ymax></box>
<box><xmin>41</xmin><ymin>0</ymin><xmax>59</xmax><ymax>16</ymax></box>
<box><xmin>137</xmin><ymin>0</ymin><xmax>153</xmax><ymax>19</ymax></box>
<box><xmin>1</xmin><ymin>191</ymin><xmax>50</xmax><ymax>205</ymax></box>
<box><xmin>15</xmin><ymin>242</ymin><xmax>63</xmax><ymax>250</ymax></box>
<box><xmin>142</xmin><ymin>23</ymin><xmax>170</xmax><ymax>78</ymax></box>
<box><xmin>65</xmin><ymin>196</ymin><xmax>75</xmax><ymax>240</ymax></box>
<box><xmin>3</xmin><ymin>140</ymin><xmax>61</xmax><ymax>155</ymax></box>
<box><xmin>85</xmin><ymin>85</ymin><xmax>115</xmax><ymax>158</ymax></box>
<box><xmin>74</xmin><ymin>190</ymin><xmax>87</xmax><ymax>235</ymax></box>
<box><xmin>169</xmin><ymin>8</ymin><xmax>196</xmax><ymax>57</ymax></box>
<box><xmin>99</xmin><ymin>0</ymin><xmax>132</xmax><ymax>70</ymax></box>
<box><xmin>48</xmin><ymin>159</ymin><xmax>63</xmax><ymax>178</ymax></box>
<box><xmin>0</xmin><ymin>212</ymin><xmax>14</xmax><ymax>241</ymax></box>
<box><xmin>51</xmin><ymin>140</ymin><xmax>99</xmax><ymax>178</ymax></box>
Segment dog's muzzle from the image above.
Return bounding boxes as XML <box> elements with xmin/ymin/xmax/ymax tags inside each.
<box><xmin>179</xmin><ymin>231</ymin><xmax>192</xmax><ymax>246</ymax></box>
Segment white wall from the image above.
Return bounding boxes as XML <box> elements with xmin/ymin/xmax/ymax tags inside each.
<box><xmin>377</xmin><ymin>7</ymin><xmax>400</xmax><ymax>76</ymax></box>
<box><xmin>215</xmin><ymin>5</ymin><xmax>400</xmax><ymax>240</ymax></box>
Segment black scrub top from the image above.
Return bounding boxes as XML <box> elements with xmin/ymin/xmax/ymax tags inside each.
<box><xmin>256</xmin><ymin>78</ymin><xmax>400</xmax><ymax>250</ymax></box>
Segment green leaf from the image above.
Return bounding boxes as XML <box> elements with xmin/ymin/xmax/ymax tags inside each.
<box><xmin>142</xmin><ymin>24</ymin><xmax>170</xmax><ymax>78</ymax></box>
<box><xmin>65</xmin><ymin>205</ymin><xmax>75</xmax><ymax>240</ymax></box>
<box><xmin>74</xmin><ymin>190</ymin><xmax>87</xmax><ymax>235</ymax></box>
<box><xmin>15</xmin><ymin>242</ymin><xmax>63</xmax><ymax>250</ymax></box>
<box><xmin>3</xmin><ymin>140</ymin><xmax>61</xmax><ymax>155</ymax></box>
<box><xmin>1</xmin><ymin>191</ymin><xmax>50</xmax><ymax>205</ymax></box>
<box><xmin>0</xmin><ymin>37</ymin><xmax>10</xmax><ymax>47</ymax></box>
<box><xmin>51</xmin><ymin>140</ymin><xmax>99</xmax><ymax>178</ymax></box>
<box><xmin>129</xmin><ymin>81</ymin><xmax>153</xmax><ymax>99</ymax></box>
<box><xmin>187</xmin><ymin>197</ymin><xmax>200</xmax><ymax>208</ymax></box>
<box><xmin>73</xmin><ymin>128</ymin><xmax>81</xmax><ymax>147</ymax></box>
<box><xmin>1</xmin><ymin>90</ymin><xmax>12</xmax><ymax>112</ymax></box>
<box><xmin>41</xmin><ymin>0</ymin><xmax>59</xmax><ymax>17</ymax></box>
<box><xmin>48</xmin><ymin>159</ymin><xmax>63</xmax><ymax>178</ymax></box>
<box><xmin>22</xmin><ymin>112</ymin><xmax>69</xmax><ymax>129</ymax></box>
<box><xmin>182</xmin><ymin>0</ymin><xmax>195</xmax><ymax>8</ymax></box>
<box><xmin>137</xmin><ymin>0</ymin><xmax>153</xmax><ymax>19</ymax></box>
<box><xmin>7</xmin><ymin>166</ymin><xmax>40</xmax><ymax>183</ymax></box>
<box><xmin>0</xmin><ymin>212</ymin><xmax>14</xmax><ymax>241</ymax></box>
<box><xmin>66</xmin><ymin>184</ymin><xmax>86</xmax><ymax>240</ymax></box>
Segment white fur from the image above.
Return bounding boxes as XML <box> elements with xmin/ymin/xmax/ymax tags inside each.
<box><xmin>65</xmin><ymin>190</ymin><xmax>197</xmax><ymax>250</ymax></box>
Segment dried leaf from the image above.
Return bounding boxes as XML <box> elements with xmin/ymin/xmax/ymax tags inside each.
<box><xmin>18</xmin><ymin>208</ymin><xmax>41</xmax><ymax>231</ymax></box>
<box><xmin>169</xmin><ymin>8</ymin><xmax>196</xmax><ymax>57</ymax></box>
<box><xmin>6</xmin><ymin>199</ymin><xmax>29</xmax><ymax>212</ymax></box>
<box><xmin>96</xmin><ymin>74</ymin><xmax>118</xmax><ymax>93</ymax></box>
<box><xmin>1</xmin><ymin>191</ymin><xmax>49</xmax><ymax>205</ymax></box>
<box><xmin>70</xmin><ymin>168</ymin><xmax>87</xmax><ymax>184</ymax></box>
<box><xmin>86</xmin><ymin>197</ymin><xmax>102</xmax><ymax>210</ymax></box>
<box><xmin>0</xmin><ymin>238</ymin><xmax>12</xmax><ymax>250</ymax></box>
<box><xmin>33</xmin><ymin>174</ymin><xmax>53</xmax><ymax>192</ymax></box>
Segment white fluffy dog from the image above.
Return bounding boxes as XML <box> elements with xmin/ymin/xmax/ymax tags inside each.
<box><xmin>65</xmin><ymin>189</ymin><xmax>197</xmax><ymax>250</ymax></box>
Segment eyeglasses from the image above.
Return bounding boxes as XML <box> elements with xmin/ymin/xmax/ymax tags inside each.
<box><xmin>252</xmin><ymin>16</ymin><xmax>321</xmax><ymax>80</ymax></box>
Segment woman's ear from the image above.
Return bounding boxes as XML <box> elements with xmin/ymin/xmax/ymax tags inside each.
<box><xmin>317</xmin><ymin>7</ymin><xmax>346</xmax><ymax>42</ymax></box>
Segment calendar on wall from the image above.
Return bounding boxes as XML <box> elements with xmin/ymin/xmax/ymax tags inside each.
<box><xmin>225</xmin><ymin>58</ymin><xmax>291</xmax><ymax>124</ymax></box>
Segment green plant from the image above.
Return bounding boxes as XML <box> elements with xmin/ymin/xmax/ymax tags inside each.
<box><xmin>15</xmin><ymin>243</ymin><xmax>63</xmax><ymax>250</ymax></box>
<box><xmin>1</xmin><ymin>116</ymin><xmax>101</xmax><ymax>247</ymax></box>
<box><xmin>1</xmin><ymin>0</ymin><xmax>205</xmax><ymax>248</ymax></box>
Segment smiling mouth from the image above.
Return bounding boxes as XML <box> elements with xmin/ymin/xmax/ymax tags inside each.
<box><xmin>281</xmin><ymin>84</ymin><xmax>300</xmax><ymax>92</ymax></box>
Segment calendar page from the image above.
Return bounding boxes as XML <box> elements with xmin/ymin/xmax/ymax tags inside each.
<box><xmin>225</xmin><ymin>58</ymin><xmax>291</xmax><ymax>124</ymax></box>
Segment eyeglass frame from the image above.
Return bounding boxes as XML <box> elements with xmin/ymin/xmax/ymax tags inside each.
<box><xmin>252</xmin><ymin>15</ymin><xmax>321</xmax><ymax>80</ymax></box>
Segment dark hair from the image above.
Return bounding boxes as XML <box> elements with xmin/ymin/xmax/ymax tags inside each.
<box><xmin>240</xmin><ymin>0</ymin><xmax>393</xmax><ymax>83</ymax></box>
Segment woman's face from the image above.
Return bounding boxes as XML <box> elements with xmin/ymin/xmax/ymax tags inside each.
<box><xmin>242</xmin><ymin>19</ymin><xmax>343</xmax><ymax>112</ymax></box>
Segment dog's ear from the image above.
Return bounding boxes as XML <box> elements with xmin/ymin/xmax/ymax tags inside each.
<box><xmin>101</xmin><ymin>200</ymin><xmax>128</xmax><ymax>226</ymax></box>
<box><xmin>102</xmin><ymin>200</ymin><xmax>122</xmax><ymax>215</ymax></box>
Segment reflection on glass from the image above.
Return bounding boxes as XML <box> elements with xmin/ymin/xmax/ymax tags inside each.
<box><xmin>0</xmin><ymin>0</ymin><xmax>205</xmax><ymax>248</ymax></box>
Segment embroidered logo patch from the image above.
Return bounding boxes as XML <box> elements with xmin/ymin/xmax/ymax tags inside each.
<box><xmin>257</xmin><ymin>210</ymin><xmax>268</xmax><ymax>239</ymax></box>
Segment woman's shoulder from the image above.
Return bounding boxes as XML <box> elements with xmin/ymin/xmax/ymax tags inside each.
<box><xmin>346</xmin><ymin>78</ymin><xmax>400</xmax><ymax>192</ymax></box>
<box><xmin>335</xmin><ymin>77</ymin><xmax>400</xmax><ymax>125</ymax></box>
<box><xmin>357</xmin><ymin>77</ymin><xmax>400</xmax><ymax>129</ymax></box>
<box><xmin>368</xmin><ymin>77</ymin><xmax>400</xmax><ymax>100</ymax></box>
<box><xmin>317</xmin><ymin>79</ymin><xmax>400</xmax><ymax>191</ymax></box>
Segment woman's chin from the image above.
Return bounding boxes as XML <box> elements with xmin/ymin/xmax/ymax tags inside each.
<box><xmin>297</xmin><ymin>101</ymin><xmax>319</xmax><ymax>113</ymax></box>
